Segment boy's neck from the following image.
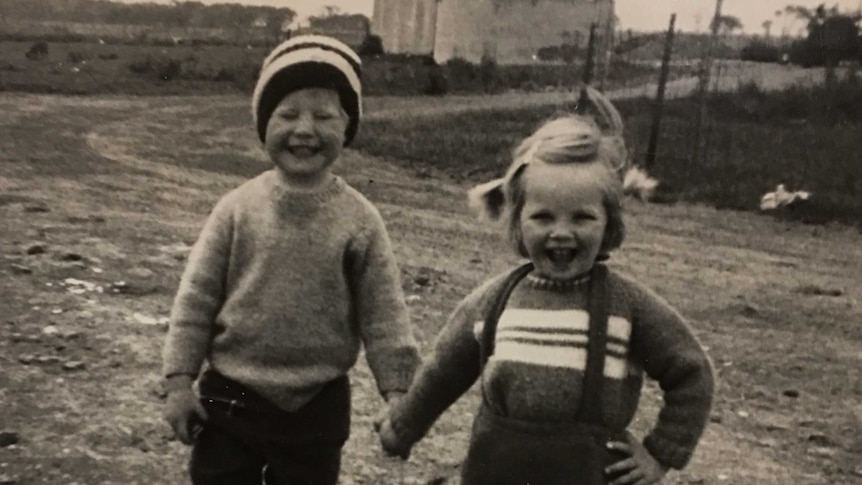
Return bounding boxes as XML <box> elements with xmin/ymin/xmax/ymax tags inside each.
<box><xmin>276</xmin><ymin>169</ymin><xmax>336</xmax><ymax>193</ymax></box>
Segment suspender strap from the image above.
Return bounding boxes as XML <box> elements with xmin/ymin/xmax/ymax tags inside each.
<box><xmin>575</xmin><ymin>263</ymin><xmax>609</xmax><ymax>425</ymax></box>
<box><xmin>479</xmin><ymin>262</ymin><xmax>534</xmax><ymax>368</ymax></box>
<box><xmin>478</xmin><ymin>263</ymin><xmax>610</xmax><ymax>427</ymax></box>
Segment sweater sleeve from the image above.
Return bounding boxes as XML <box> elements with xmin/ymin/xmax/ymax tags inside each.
<box><xmin>162</xmin><ymin>198</ymin><xmax>233</xmax><ymax>378</ymax></box>
<box><xmin>387</xmin><ymin>283</ymin><xmax>489</xmax><ymax>446</ymax></box>
<box><xmin>351</xmin><ymin>208</ymin><xmax>421</xmax><ymax>396</ymax></box>
<box><xmin>626</xmin><ymin>279</ymin><xmax>715</xmax><ymax>470</ymax></box>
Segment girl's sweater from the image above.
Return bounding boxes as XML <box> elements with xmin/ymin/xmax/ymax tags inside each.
<box><xmin>388</xmin><ymin>265</ymin><xmax>715</xmax><ymax>470</ymax></box>
<box><xmin>162</xmin><ymin>170</ymin><xmax>420</xmax><ymax>412</ymax></box>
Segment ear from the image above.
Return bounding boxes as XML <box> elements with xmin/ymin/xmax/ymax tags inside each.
<box><xmin>467</xmin><ymin>178</ymin><xmax>506</xmax><ymax>221</ymax></box>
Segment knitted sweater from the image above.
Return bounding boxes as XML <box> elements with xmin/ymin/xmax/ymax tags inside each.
<box><xmin>388</xmin><ymin>265</ymin><xmax>715</xmax><ymax>470</ymax></box>
<box><xmin>162</xmin><ymin>170</ymin><xmax>420</xmax><ymax>412</ymax></box>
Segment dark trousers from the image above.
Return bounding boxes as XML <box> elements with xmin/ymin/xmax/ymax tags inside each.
<box><xmin>190</xmin><ymin>370</ymin><xmax>350</xmax><ymax>485</ymax></box>
<box><xmin>460</xmin><ymin>404</ymin><xmax>628</xmax><ymax>485</ymax></box>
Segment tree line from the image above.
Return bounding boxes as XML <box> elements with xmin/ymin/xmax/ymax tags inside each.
<box><xmin>0</xmin><ymin>0</ymin><xmax>296</xmax><ymax>30</ymax></box>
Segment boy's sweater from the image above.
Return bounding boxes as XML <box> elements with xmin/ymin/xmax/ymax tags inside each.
<box><xmin>162</xmin><ymin>170</ymin><xmax>420</xmax><ymax>412</ymax></box>
<box><xmin>389</xmin><ymin>265</ymin><xmax>714</xmax><ymax>470</ymax></box>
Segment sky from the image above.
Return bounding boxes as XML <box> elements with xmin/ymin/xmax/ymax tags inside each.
<box><xmin>119</xmin><ymin>0</ymin><xmax>862</xmax><ymax>34</ymax></box>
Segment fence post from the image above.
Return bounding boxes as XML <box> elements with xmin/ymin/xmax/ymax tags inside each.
<box><xmin>644</xmin><ymin>13</ymin><xmax>676</xmax><ymax>171</ymax></box>
<box><xmin>576</xmin><ymin>22</ymin><xmax>598</xmax><ymax>114</ymax></box>
<box><xmin>692</xmin><ymin>0</ymin><xmax>723</xmax><ymax>166</ymax></box>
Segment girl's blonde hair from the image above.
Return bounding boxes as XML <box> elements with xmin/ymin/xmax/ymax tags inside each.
<box><xmin>469</xmin><ymin>110</ymin><xmax>627</xmax><ymax>259</ymax></box>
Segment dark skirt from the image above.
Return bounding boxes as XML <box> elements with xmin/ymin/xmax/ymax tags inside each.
<box><xmin>460</xmin><ymin>404</ymin><xmax>628</xmax><ymax>485</ymax></box>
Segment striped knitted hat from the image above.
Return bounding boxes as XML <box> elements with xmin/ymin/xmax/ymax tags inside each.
<box><xmin>252</xmin><ymin>35</ymin><xmax>362</xmax><ymax>146</ymax></box>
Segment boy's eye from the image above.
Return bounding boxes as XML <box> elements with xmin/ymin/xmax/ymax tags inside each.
<box><xmin>279</xmin><ymin>111</ymin><xmax>299</xmax><ymax>119</ymax></box>
<box><xmin>314</xmin><ymin>112</ymin><xmax>335</xmax><ymax>120</ymax></box>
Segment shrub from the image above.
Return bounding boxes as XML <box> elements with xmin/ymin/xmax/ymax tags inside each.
<box><xmin>127</xmin><ymin>56</ymin><xmax>182</xmax><ymax>81</ymax></box>
<box><xmin>740</xmin><ymin>41</ymin><xmax>780</xmax><ymax>63</ymax></box>
<box><xmin>66</xmin><ymin>51</ymin><xmax>87</xmax><ymax>64</ymax></box>
<box><xmin>25</xmin><ymin>41</ymin><xmax>49</xmax><ymax>61</ymax></box>
<box><xmin>359</xmin><ymin>34</ymin><xmax>384</xmax><ymax>58</ymax></box>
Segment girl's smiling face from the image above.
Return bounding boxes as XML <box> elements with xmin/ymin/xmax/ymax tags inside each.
<box><xmin>519</xmin><ymin>162</ymin><xmax>608</xmax><ymax>281</ymax></box>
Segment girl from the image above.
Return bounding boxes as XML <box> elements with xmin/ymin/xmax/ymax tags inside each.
<box><xmin>377</xmin><ymin>112</ymin><xmax>715</xmax><ymax>485</ymax></box>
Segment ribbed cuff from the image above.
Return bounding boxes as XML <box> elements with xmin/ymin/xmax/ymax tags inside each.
<box><xmin>369</xmin><ymin>347</ymin><xmax>421</xmax><ymax>395</ymax></box>
<box><xmin>643</xmin><ymin>434</ymin><xmax>695</xmax><ymax>470</ymax></box>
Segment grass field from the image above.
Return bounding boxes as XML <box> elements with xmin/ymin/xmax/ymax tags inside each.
<box><xmin>355</xmin><ymin>78</ymin><xmax>862</xmax><ymax>227</ymax></box>
<box><xmin>0</xmin><ymin>87</ymin><xmax>860</xmax><ymax>485</ymax></box>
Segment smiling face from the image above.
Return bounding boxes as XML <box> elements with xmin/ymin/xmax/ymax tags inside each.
<box><xmin>264</xmin><ymin>87</ymin><xmax>348</xmax><ymax>189</ymax></box>
<box><xmin>518</xmin><ymin>162</ymin><xmax>609</xmax><ymax>280</ymax></box>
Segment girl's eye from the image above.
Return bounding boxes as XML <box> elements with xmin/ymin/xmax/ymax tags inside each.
<box><xmin>530</xmin><ymin>212</ymin><xmax>553</xmax><ymax>221</ymax></box>
<box><xmin>314</xmin><ymin>112</ymin><xmax>335</xmax><ymax>120</ymax></box>
<box><xmin>279</xmin><ymin>111</ymin><xmax>299</xmax><ymax>120</ymax></box>
<box><xmin>574</xmin><ymin>213</ymin><xmax>596</xmax><ymax>221</ymax></box>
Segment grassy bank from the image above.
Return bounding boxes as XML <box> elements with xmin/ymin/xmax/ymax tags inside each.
<box><xmin>354</xmin><ymin>79</ymin><xmax>862</xmax><ymax>227</ymax></box>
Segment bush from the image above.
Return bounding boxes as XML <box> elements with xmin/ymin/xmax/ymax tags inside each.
<box><xmin>66</xmin><ymin>51</ymin><xmax>87</xmax><ymax>64</ymax></box>
<box><xmin>127</xmin><ymin>56</ymin><xmax>182</xmax><ymax>81</ymax></box>
<box><xmin>25</xmin><ymin>41</ymin><xmax>49</xmax><ymax>61</ymax></box>
<box><xmin>740</xmin><ymin>41</ymin><xmax>780</xmax><ymax>63</ymax></box>
<box><xmin>359</xmin><ymin>34</ymin><xmax>384</xmax><ymax>58</ymax></box>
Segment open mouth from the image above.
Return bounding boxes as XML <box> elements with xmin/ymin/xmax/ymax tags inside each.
<box><xmin>287</xmin><ymin>145</ymin><xmax>321</xmax><ymax>157</ymax></box>
<box><xmin>545</xmin><ymin>248</ymin><xmax>577</xmax><ymax>265</ymax></box>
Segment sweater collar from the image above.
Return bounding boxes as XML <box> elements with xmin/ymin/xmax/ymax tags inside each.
<box><xmin>524</xmin><ymin>272</ymin><xmax>591</xmax><ymax>292</ymax></box>
<box><xmin>266</xmin><ymin>170</ymin><xmax>345</xmax><ymax>209</ymax></box>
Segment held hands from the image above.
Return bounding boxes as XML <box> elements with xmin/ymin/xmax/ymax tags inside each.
<box><xmin>604</xmin><ymin>432</ymin><xmax>668</xmax><ymax>485</ymax></box>
<box><xmin>162</xmin><ymin>377</ymin><xmax>208</xmax><ymax>445</ymax></box>
<box><xmin>374</xmin><ymin>391</ymin><xmax>412</xmax><ymax>460</ymax></box>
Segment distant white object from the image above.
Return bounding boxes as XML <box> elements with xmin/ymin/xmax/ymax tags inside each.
<box><xmin>760</xmin><ymin>184</ymin><xmax>811</xmax><ymax>211</ymax></box>
<box><xmin>623</xmin><ymin>166</ymin><xmax>659</xmax><ymax>201</ymax></box>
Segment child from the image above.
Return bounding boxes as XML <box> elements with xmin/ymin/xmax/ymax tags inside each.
<box><xmin>162</xmin><ymin>35</ymin><xmax>420</xmax><ymax>485</ymax></box>
<box><xmin>377</xmin><ymin>114</ymin><xmax>715</xmax><ymax>485</ymax></box>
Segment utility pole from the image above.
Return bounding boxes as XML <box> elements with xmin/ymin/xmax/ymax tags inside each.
<box><xmin>598</xmin><ymin>0</ymin><xmax>615</xmax><ymax>91</ymax></box>
<box><xmin>692</xmin><ymin>0</ymin><xmax>723</xmax><ymax>166</ymax></box>
<box><xmin>644</xmin><ymin>13</ymin><xmax>676</xmax><ymax>171</ymax></box>
<box><xmin>576</xmin><ymin>23</ymin><xmax>598</xmax><ymax>114</ymax></box>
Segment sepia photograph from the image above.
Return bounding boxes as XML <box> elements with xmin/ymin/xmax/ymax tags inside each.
<box><xmin>1</xmin><ymin>0</ymin><xmax>860</xmax><ymax>483</ymax></box>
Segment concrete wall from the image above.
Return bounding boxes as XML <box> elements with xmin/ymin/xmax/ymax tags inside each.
<box><xmin>372</xmin><ymin>0</ymin><xmax>613</xmax><ymax>64</ymax></box>
<box><xmin>372</xmin><ymin>0</ymin><xmax>436</xmax><ymax>55</ymax></box>
<box><xmin>434</xmin><ymin>0</ymin><xmax>613</xmax><ymax>64</ymax></box>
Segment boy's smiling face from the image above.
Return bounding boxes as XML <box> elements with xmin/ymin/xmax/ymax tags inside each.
<box><xmin>519</xmin><ymin>163</ymin><xmax>608</xmax><ymax>281</ymax></box>
<box><xmin>264</xmin><ymin>87</ymin><xmax>348</xmax><ymax>189</ymax></box>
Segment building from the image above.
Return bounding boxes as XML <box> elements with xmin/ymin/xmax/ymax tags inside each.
<box><xmin>305</xmin><ymin>13</ymin><xmax>371</xmax><ymax>49</ymax></box>
<box><xmin>372</xmin><ymin>0</ymin><xmax>615</xmax><ymax>64</ymax></box>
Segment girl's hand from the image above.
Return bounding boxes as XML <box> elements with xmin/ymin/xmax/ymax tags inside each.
<box><xmin>376</xmin><ymin>416</ymin><xmax>412</xmax><ymax>460</ymax></box>
<box><xmin>604</xmin><ymin>432</ymin><xmax>668</xmax><ymax>485</ymax></box>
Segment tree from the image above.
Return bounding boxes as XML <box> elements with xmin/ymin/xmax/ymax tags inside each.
<box><xmin>711</xmin><ymin>14</ymin><xmax>743</xmax><ymax>35</ymax></box>
<box><xmin>762</xmin><ymin>20</ymin><xmax>773</xmax><ymax>37</ymax></box>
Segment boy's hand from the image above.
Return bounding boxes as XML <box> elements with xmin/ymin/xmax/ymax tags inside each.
<box><xmin>163</xmin><ymin>387</ymin><xmax>208</xmax><ymax>445</ymax></box>
<box><xmin>376</xmin><ymin>416</ymin><xmax>412</xmax><ymax>460</ymax></box>
<box><xmin>604</xmin><ymin>432</ymin><xmax>668</xmax><ymax>485</ymax></box>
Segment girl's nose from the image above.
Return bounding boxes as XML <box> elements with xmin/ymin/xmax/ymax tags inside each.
<box><xmin>549</xmin><ymin>224</ymin><xmax>575</xmax><ymax>241</ymax></box>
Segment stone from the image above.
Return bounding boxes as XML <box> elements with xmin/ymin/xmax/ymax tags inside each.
<box><xmin>62</xmin><ymin>361</ymin><xmax>86</xmax><ymax>371</ymax></box>
<box><xmin>0</xmin><ymin>431</ymin><xmax>20</xmax><ymax>447</ymax></box>
<box><xmin>782</xmin><ymin>389</ymin><xmax>800</xmax><ymax>398</ymax></box>
<box><xmin>9</xmin><ymin>264</ymin><xmax>32</xmax><ymax>275</ymax></box>
<box><xmin>25</xmin><ymin>244</ymin><xmax>46</xmax><ymax>255</ymax></box>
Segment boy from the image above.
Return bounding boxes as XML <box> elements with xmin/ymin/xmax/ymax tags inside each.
<box><xmin>162</xmin><ymin>35</ymin><xmax>420</xmax><ymax>485</ymax></box>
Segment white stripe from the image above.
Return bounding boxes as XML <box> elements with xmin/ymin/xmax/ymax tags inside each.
<box><xmin>494</xmin><ymin>341</ymin><xmax>628</xmax><ymax>379</ymax></box>
<box><xmin>497</xmin><ymin>309</ymin><xmax>632</xmax><ymax>343</ymax></box>
<box><xmin>262</xmin><ymin>35</ymin><xmax>360</xmax><ymax>69</ymax></box>
<box><xmin>252</xmin><ymin>48</ymin><xmax>362</xmax><ymax>125</ymax></box>
<box><xmin>496</xmin><ymin>330</ymin><xmax>588</xmax><ymax>345</ymax></box>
